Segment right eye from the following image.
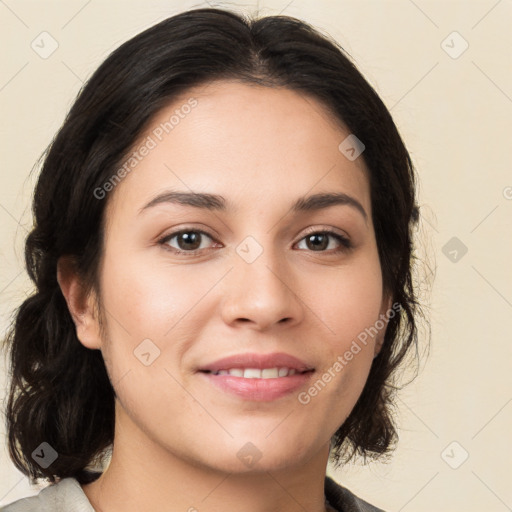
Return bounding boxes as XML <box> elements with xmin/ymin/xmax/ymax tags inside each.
<box><xmin>158</xmin><ymin>229</ymin><xmax>220</xmax><ymax>255</ymax></box>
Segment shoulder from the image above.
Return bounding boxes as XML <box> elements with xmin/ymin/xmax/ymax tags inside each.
<box><xmin>325</xmin><ymin>475</ymin><xmax>386</xmax><ymax>512</ymax></box>
<box><xmin>0</xmin><ymin>478</ymin><xmax>94</xmax><ymax>512</ymax></box>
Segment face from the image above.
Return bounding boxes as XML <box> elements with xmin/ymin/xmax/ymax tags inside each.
<box><xmin>76</xmin><ymin>80</ymin><xmax>391</xmax><ymax>474</ymax></box>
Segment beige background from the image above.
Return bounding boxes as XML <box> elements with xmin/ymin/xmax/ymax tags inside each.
<box><xmin>1</xmin><ymin>1</ymin><xmax>511</xmax><ymax>511</ymax></box>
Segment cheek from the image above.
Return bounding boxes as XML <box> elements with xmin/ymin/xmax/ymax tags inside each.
<box><xmin>303</xmin><ymin>253</ymin><xmax>383</xmax><ymax>406</ymax></box>
<box><xmin>96</xmin><ymin>246</ymin><xmax>220</xmax><ymax>394</ymax></box>
<box><xmin>310</xmin><ymin>254</ymin><xmax>384</xmax><ymax>349</ymax></box>
<box><xmin>95</xmin><ymin>252</ymin><xmax>197</xmax><ymax>426</ymax></box>
<box><xmin>99</xmin><ymin>247</ymin><xmax>204</xmax><ymax>336</ymax></box>
<box><xmin>297</xmin><ymin>264</ymin><xmax>382</xmax><ymax>431</ymax></box>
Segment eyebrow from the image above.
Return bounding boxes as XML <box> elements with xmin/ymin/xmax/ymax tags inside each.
<box><xmin>140</xmin><ymin>190</ymin><xmax>368</xmax><ymax>221</ymax></box>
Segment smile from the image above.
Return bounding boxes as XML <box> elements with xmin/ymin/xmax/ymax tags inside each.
<box><xmin>205</xmin><ymin>367</ymin><xmax>306</xmax><ymax>378</ymax></box>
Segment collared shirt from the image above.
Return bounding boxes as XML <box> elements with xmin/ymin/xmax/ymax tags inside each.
<box><xmin>0</xmin><ymin>475</ymin><xmax>385</xmax><ymax>512</ymax></box>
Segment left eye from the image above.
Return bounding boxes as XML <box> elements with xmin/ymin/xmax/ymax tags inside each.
<box><xmin>158</xmin><ymin>229</ymin><xmax>351</xmax><ymax>255</ymax></box>
<box><xmin>296</xmin><ymin>231</ymin><xmax>351</xmax><ymax>252</ymax></box>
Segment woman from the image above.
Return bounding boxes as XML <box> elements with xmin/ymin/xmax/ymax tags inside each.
<box><xmin>1</xmin><ymin>7</ymin><xmax>423</xmax><ymax>512</ymax></box>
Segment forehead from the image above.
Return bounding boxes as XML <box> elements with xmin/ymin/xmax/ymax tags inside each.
<box><xmin>105</xmin><ymin>80</ymin><xmax>371</xmax><ymax>223</ymax></box>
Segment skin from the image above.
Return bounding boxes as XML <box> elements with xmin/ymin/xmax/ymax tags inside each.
<box><xmin>58</xmin><ymin>80</ymin><xmax>392</xmax><ymax>512</ymax></box>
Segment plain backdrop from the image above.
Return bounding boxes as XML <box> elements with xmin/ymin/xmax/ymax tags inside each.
<box><xmin>1</xmin><ymin>1</ymin><xmax>511</xmax><ymax>511</ymax></box>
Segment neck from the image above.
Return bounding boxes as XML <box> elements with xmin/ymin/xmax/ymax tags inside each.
<box><xmin>82</xmin><ymin>404</ymin><xmax>332</xmax><ymax>512</ymax></box>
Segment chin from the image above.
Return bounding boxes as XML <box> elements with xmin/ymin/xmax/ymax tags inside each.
<box><xmin>197</xmin><ymin>435</ymin><xmax>316</xmax><ymax>475</ymax></box>
<box><xmin>208</xmin><ymin>452</ymin><xmax>308</xmax><ymax>475</ymax></box>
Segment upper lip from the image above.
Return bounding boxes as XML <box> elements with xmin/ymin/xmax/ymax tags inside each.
<box><xmin>197</xmin><ymin>352</ymin><xmax>314</xmax><ymax>373</ymax></box>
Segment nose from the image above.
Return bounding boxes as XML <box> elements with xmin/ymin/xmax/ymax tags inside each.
<box><xmin>220</xmin><ymin>246</ymin><xmax>304</xmax><ymax>331</ymax></box>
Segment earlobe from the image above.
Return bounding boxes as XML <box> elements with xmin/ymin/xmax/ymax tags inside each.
<box><xmin>56</xmin><ymin>256</ymin><xmax>103</xmax><ymax>350</ymax></box>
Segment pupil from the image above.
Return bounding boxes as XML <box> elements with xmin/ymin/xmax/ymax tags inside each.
<box><xmin>180</xmin><ymin>232</ymin><xmax>200</xmax><ymax>250</ymax></box>
<box><xmin>308</xmin><ymin>234</ymin><xmax>327</xmax><ymax>251</ymax></box>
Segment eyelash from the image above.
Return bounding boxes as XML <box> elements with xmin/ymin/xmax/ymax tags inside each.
<box><xmin>157</xmin><ymin>227</ymin><xmax>352</xmax><ymax>256</ymax></box>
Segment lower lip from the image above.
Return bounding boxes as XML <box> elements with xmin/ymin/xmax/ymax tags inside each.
<box><xmin>198</xmin><ymin>371</ymin><xmax>314</xmax><ymax>401</ymax></box>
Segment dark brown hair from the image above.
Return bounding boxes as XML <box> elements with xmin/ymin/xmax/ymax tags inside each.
<box><xmin>2</xmin><ymin>7</ymin><xmax>424</xmax><ymax>485</ymax></box>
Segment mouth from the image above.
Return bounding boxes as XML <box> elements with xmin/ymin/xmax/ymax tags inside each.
<box><xmin>197</xmin><ymin>351</ymin><xmax>314</xmax><ymax>374</ymax></box>
<box><xmin>196</xmin><ymin>352</ymin><xmax>315</xmax><ymax>401</ymax></box>
<box><xmin>199</xmin><ymin>367</ymin><xmax>313</xmax><ymax>378</ymax></box>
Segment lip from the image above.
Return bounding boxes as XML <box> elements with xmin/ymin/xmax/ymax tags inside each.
<box><xmin>198</xmin><ymin>371</ymin><xmax>314</xmax><ymax>401</ymax></box>
<box><xmin>197</xmin><ymin>352</ymin><xmax>314</xmax><ymax>373</ymax></box>
<box><xmin>196</xmin><ymin>352</ymin><xmax>315</xmax><ymax>402</ymax></box>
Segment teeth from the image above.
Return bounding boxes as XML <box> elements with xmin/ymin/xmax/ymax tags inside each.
<box><xmin>261</xmin><ymin>368</ymin><xmax>279</xmax><ymax>379</ymax></box>
<box><xmin>243</xmin><ymin>368</ymin><xmax>261</xmax><ymax>379</ymax></box>
<box><xmin>278</xmin><ymin>367</ymin><xmax>288</xmax><ymax>377</ymax></box>
<box><xmin>213</xmin><ymin>367</ymin><xmax>300</xmax><ymax>378</ymax></box>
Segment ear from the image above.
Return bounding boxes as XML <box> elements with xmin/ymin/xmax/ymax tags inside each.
<box><xmin>374</xmin><ymin>291</ymin><xmax>393</xmax><ymax>357</ymax></box>
<box><xmin>57</xmin><ymin>256</ymin><xmax>103</xmax><ymax>350</ymax></box>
